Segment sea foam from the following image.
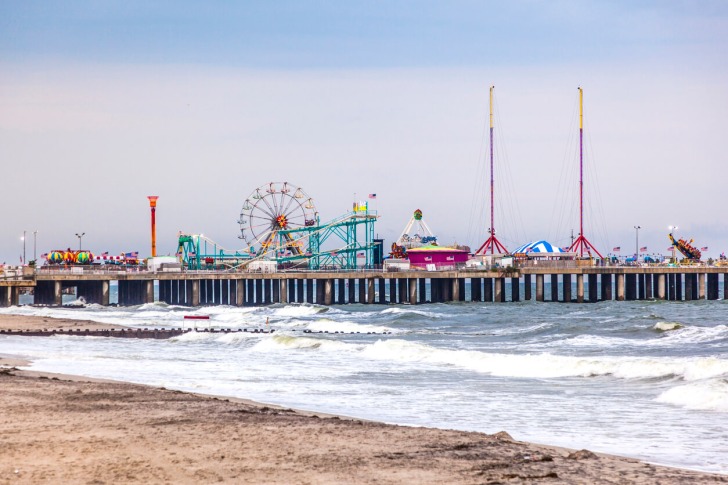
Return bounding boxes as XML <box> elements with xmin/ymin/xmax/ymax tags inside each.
<box><xmin>359</xmin><ymin>339</ymin><xmax>728</xmax><ymax>381</ymax></box>
<box><xmin>656</xmin><ymin>380</ymin><xmax>728</xmax><ymax>412</ymax></box>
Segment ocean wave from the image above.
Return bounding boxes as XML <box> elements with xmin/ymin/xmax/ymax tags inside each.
<box><xmin>272</xmin><ymin>304</ymin><xmax>329</xmax><ymax>317</ymax></box>
<box><xmin>305</xmin><ymin>319</ymin><xmax>395</xmax><ymax>334</ymax></box>
<box><xmin>543</xmin><ymin>324</ymin><xmax>728</xmax><ymax>350</ymax></box>
<box><xmin>358</xmin><ymin>339</ymin><xmax>728</xmax><ymax>381</ymax></box>
<box><xmin>170</xmin><ymin>330</ymin><xmax>264</xmax><ymax>344</ymax></box>
<box><xmin>380</xmin><ymin>307</ymin><xmax>443</xmax><ymax>319</ymax></box>
<box><xmin>656</xmin><ymin>380</ymin><xmax>728</xmax><ymax>412</ymax></box>
<box><xmin>659</xmin><ymin>324</ymin><xmax>728</xmax><ymax>345</ymax></box>
<box><xmin>488</xmin><ymin>322</ymin><xmax>554</xmax><ymax>336</ymax></box>
<box><xmin>653</xmin><ymin>322</ymin><xmax>683</xmax><ymax>331</ymax></box>
<box><xmin>252</xmin><ymin>334</ymin><xmax>353</xmax><ymax>352</ymax></box>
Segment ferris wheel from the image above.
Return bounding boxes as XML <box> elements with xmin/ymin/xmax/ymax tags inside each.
<box><xmin>238</xmin><ymin>182</ymin><xmax>318</xmax><ymax>257</ymax></box>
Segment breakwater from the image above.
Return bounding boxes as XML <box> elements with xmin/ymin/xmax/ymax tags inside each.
<box><xmin>2</xmin><ymin>267</ymin><xmax>727</xmax><ymax>307</ymax></box>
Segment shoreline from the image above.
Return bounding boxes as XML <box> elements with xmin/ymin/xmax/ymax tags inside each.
<box><xmin>2</xmin><ymin>361</ymin><xmax>727</xmax><ymax>483</ymax></box>
<box><xmin>2</xmin><ymin>314</ymin><xmax>727</xmax><ymax>483</ymax></box>
<box><xmin>0</xmin><ymin>313</ymin><xmax>129</xmax><ymax>332</ymax></box>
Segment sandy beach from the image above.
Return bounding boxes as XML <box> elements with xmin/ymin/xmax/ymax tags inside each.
<box><xmin>0</xmin><ymin>314</ymin><xmax>128</xmax><ymax>332</ymax></box>
<box><xmin>2</xmin><ymin>314</ymin><xmax>727</xmax><ymax>484</ymax></box>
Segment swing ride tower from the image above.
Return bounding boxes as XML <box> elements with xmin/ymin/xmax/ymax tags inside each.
<box><xmin>476</xmin><ymin>85</ymin><xmax>508</xmax><ymax>255</ymax></box>
<box><xmin>568</xmin><ymin>87</ymin><xmax>603</xmax><ymax>259</ymax></box>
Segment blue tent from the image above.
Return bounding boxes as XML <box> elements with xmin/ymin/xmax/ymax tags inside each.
<box><xmin>512</xmin><ymin>240</ymin><xmax>565</xmax><ymax>254</ymax></box>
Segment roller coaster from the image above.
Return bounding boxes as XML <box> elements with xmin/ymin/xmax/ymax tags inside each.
<box><xmin>178</xmin><ymin>182</ymin><xmax>379</xmax><ymax>270</ymax></box>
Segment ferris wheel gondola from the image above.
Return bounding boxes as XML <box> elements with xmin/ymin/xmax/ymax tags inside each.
<box><xmin>238</xmin><ymin>182</ymin><xmax>318</xmax><ymax>258</ymax></box>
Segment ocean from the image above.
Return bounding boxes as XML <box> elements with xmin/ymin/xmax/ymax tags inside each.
<box><xmin>2</xmin><ymin>283</ymin><xmax>727</xmax><ymax>474</ymax></box>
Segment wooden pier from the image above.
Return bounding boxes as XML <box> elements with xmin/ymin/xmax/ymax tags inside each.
<box><xmin>2</xmin><ymin>267</ymin><xmax>727</xmax><ymax>307</ymax></box>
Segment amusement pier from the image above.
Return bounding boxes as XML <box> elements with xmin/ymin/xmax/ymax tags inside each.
<box><xmin>3</xmin><ymin>91</ymin><xmax>726</xmax><ymax>309</ymax></box>
<box><xmin>1</xmin><ymin>266</ymin><xmax>727</xmax><ymax>308</ymax></box>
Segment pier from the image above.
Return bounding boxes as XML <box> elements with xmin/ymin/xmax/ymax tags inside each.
<box><xmin>2</xmin><ymin>267</ymin><xmax>727</xmax><ymax>307</ymax></box>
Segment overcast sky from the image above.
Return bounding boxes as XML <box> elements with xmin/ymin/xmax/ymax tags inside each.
<box><xmin>2</xmin><ymin>1</ymin><xmax>727</xmax><ymax>263</ymax></box>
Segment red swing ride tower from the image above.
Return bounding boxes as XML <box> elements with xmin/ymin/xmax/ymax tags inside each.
<box><xmin>568</xmin><ymin>87</ymin><xmax>603</xmax><ymax>259</ymax></box>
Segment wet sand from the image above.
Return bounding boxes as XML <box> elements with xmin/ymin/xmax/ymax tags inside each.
<box><xmin>1</xmin><ymin>315</ymin><xmax>727</xmax><ymax>484</ymax></box>
<box><xmin>0</xmin><ymin>313</ymin><xmax>128</xmax><ymax>332</ymax></box>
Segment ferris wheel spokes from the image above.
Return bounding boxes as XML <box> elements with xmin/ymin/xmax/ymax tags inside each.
<box><xmin>238</xmin><ymin>182</ymin><xmax>317</xmax><ymax>257</ymax></box>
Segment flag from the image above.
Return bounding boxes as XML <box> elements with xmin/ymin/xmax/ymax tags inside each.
<box><xmin>40</xmin><ymin>253</ymin><xmax>48</xmax><ymax>259</ymax></box>
<box><xmin>667</xmin><ymin>247</ymin><xmax>674</xmax><ymax>251</ymax></box>
<box><xmin>701</xmin><ymin>247</ymin><xmax>708</xmax><ymax>251</ymax></box>
<box><xmin>613</xmin><ymin>247</ymin><xmax>620</xmax><ymax>252</ymax></box>
<box><xmin>368</xmin><ymin>194</ymin><xmax>376</xmax><ymax>199</ymax></box>
<box><xmin>640</xmin><ymin>246</ymin><xmax>647</xmax><ymax>252</ymax></box>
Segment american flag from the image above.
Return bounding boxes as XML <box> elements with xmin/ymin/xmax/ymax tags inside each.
<box><xmin>368</xmin><ymin>194</ymin><xmax>377</xmax><ymax>199</ymax></box>
<box><xmin>40</xmin><ymin>253</ymin><xmax>48</xmax><ymax>259</ymax></box>
<box><xmin>701</xmin><ymin>247</ymin><xmax>708</xmax><ymax>251</ymax></box>
<box><xmin>668</xmin><ymin>247</ymin><xmax>674</xmax><ymax>251</ymax></box>
<box><xmin>613</xmin><ymin>247</ymin><xmax>621</xmax><ymax>252</ymax></box>
<box><xmin>640</xmin><ymin>246</ymin><xmax>647</xmax><ymax>252</ymax></box>
<box><xmin>125</xmin><ymin>251</ymin><xmax>139</xmax><ymax>258</ymax></box>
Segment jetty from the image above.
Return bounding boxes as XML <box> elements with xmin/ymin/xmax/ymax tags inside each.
<box><xmin>2</xmin><ymin>266</ymin><xmax>727</xmax><ymax>307</ymax></box>
<box><xmin>0</xmin><ymin>327</ymin><xmax>284</xmax><ymax>339</ymax></box>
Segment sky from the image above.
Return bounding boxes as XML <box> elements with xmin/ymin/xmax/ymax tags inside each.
<box><xmin>1</xmin><ymin>1</ymin><xmax>728</xmax><ymax>263</ymax></box>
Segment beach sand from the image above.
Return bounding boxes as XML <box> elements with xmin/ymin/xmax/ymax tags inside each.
<box><xmin>0</xmin><ymin>313</ymin><xmax>127</xmax><ymax>332</ymax></box>
<box><xmin>2</xmin><ymin>316</ymin><xmax>727</xmax><ymax>484</ymax></box>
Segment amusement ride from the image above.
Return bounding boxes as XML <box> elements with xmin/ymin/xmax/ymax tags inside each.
<box><xmin>390</xmin><ymin>208</ymin><xmax>438</xmax><ymax>259</ymax></box>
<box><xmin>475</xmin><ymin>86</ymin><xmax>509</xmax><ymax>256</ymax></box>
<box><xmin>567</xmin><ymin>87</ymin><xmax>603</xmax><ymax>258</ymax></box>
<box><xmin>177</xmin><ymin>181</ymin><xmax>379</xmax><ymax>270</ymax></box>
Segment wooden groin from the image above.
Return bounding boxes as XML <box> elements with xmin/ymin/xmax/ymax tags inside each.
<box><xmin>0</xmin><ymin>328</ymin><xmax>273</xmax><ymax>339</ymax></box>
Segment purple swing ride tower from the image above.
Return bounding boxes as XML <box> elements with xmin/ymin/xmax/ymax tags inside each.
<box><xmin>476</xmin><ymin>85</ymin><xmax>509</xmax><ymax>256</ymax></box>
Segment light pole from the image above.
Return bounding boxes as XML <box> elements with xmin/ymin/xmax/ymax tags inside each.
<box><xmin>75</xmin><ymin>232</ymin><xmax>85</xmax><ymax>251</ymax></box>
<box><xmin>33</xmin><ymin>230</ymin><xmax>37</xmax><ymax>262</ymax></box>
<box><xmin>634</xmin><ymin>225</ymin><xmax>641</xmax><ymax>263</ymax></box>
<box><xmin>21</xmin><ymin>231</ymin><xmax>26</xmax><ymax>265</ymax></box>
<box><xmin>669</xmin><ymin>225</ymin><xmax>678</xmax><ymax>263</ymax></box>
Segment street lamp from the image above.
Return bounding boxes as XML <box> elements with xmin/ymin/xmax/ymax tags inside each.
<box><xmin>668</xmin><ymin>225</ymin><xmax>678</xmax><ymax>263</ymax></box>
<box><xmin>75</xmin><ymin>232</ymin><xmax>85</xmax><ymax>251</ymax></box>
<box><xmin>634</xmin><ymin>225</ymin><xmax>641</xmax><ymax>263</ymax></box>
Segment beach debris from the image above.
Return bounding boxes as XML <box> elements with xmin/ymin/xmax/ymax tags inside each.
<box><xmin>567</xmin><ymin>449</ymin><xmax>598</xmax><ymax>460</ymax></box>
<box><xmin>491</xmin><ymin>431</ymin><xmax>513</xmax><ymax>441</ymax></box>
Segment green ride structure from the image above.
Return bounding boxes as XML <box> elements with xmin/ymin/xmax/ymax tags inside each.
<box><xmin>178</xmin><ymin>182</ymin><xmax>380</xmax><ymax>270</ymax></box>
